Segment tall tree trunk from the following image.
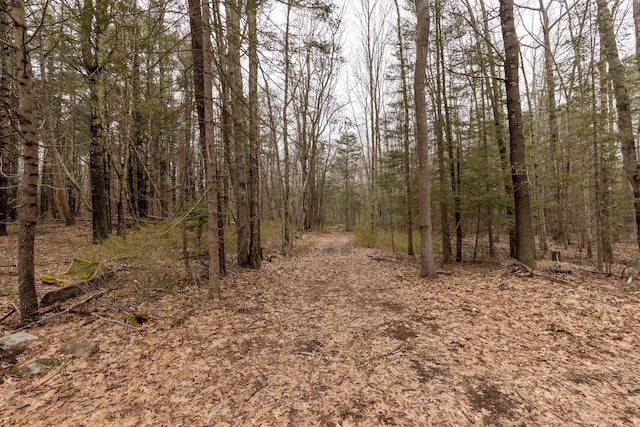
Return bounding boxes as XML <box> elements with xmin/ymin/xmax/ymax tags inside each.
<box><xmin>596</xmin><ymin>43</ymin><xmax>614</xmax><ymax>270</ymax></box>
<box><xmin>224</xmin><ymin>0</ymin><xmax>250</xmax><ymax>266</ymax></box>
<box><xmin>131</xmin><ymin>30</ymin><xmax>148</xmax><ymax>221</ymax></box>
<box><xmin>211</xmin><ymin>2</ymin><xmax>227</xmax><ymax>276</ymax></box>
<box><xmin>247</xmin><ymin>0</ymin><xmax>261</xmax><ymax>268</ymax></box>
<box><xmin>393</xmin><ymin>0</ymin><xmax>414</xmax><ymax>256</ymax></box>
<box><xmin>0</xmin><ymin>2</ymin><xmax>10</xmax><ymax>236</ymax></box>
<box><xmin>415</xmin><ymin>0</ymin><xmax>437</xmax><ymax>278</ymax></box>
<box><xmin>433</xmin><ymin>0</ymin><xmax>452</xmax><ymax>263</ymax></box>
<box><xmin>539</xmin><ymin>0</ymin><xmax>563</xmax><ymax>245</ymax></box>
<box><xmin>435</xmin><ymin>8</ymin><xmax>461</xmax><ymax>262</ymax></box>
<box><xmin>634</xmin><ymin>0</ymin><xmax>640</xmax><ymax>73</ymax></box>
<box><xmin>478</xmin><ymin>0</ymin><xmax>516</xmax><ymax>258</ymax></box>
<box><xmin>81</xmin><ymin>0</ymin><xmax>110</xmax><ymax>243</ymax></box>
<box><xmin>11</xmin><ymin>0</ymin><xmax>39</xmax><ymax>322</ymax></box>
<box><xmin>188</xmin><ymin>0</ymin><xmax>221</xmax><ymax>300</ymax></box>
<box><xmin>597</xmin><ymin>0</ymin><xmax>640</xmax><ymax>251</ymax></box>
<box><xmin>499</xmin><ymin>0</ymin><xmax>536</xmax><ymax>269</ymax></box>
<box><xmin>282</xmin><ymin>1</ymin><xmax>293</xmax><ymax>252</ymax></box>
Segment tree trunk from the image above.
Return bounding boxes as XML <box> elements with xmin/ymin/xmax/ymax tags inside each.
<box><xmin>188</xmin><ymin>0</ymin><xmax>220</xmax><ymax>300</ymax></box>
<box><xmin>435</xmin><ymin>9</ymin><xmax>461</xmax><ymax>262</ymax></box>
<box><xmin>499</xmin><ymin>0</ymin><xmax>536</xmax><ymax>269</ymax></box>
<box><xmin>393</xmin><ymin>0</ymin><xmax>414</xmax><ymax>256</ymax></box>
<box><xmin>597</xmin><ymin>0</ymin><xmax>640</xmax><ymax>252</ymax></box>
<box><xmin>433</xmin><ymin>0</ymin><xmax>452</xmax><ymax>264</ymax></box>
<box><xmin>597</xmin><ymin>43</ymin><xmax>614</xmax><ymax>269</ymax></box>
<box><xmin>131</xmin><ymin>33</ymin><xmax>148</xmax><ymax>221</ymax></box>
<box><xmin>282</xmin><ymin>1</ymin><xmax>293</xmax><ymax>252</ymax></box>
<box><xmin>224</xmin><ymin>0</ymin><xmax>250</xmax><ymax>266</ymax></box>
<box><xmin>478</xmin><ymin>0</ymin><xmax>516</xmax><ymax>258</ymax></box>
<box><xmin>0</xmin><ymin>3</ymin><xmax>10</xmax><ymax>236</ymax></box>
<box><xmin>415</xmin><ymin>0</ymin><xmax>437</xmax><ymax>279</ymax></box>
<box><xmin>247</xmin><ymin>0</ymin><xmax>261</xmax><ymax>269</ymax></box>
<box><xmin>81</xmin><ymin>0</ymin><xmax>110</xmax><ymax>243</ymax></box>
<box><xmin>11</xmin><ymin>0</ymin><xmax>39</xmax><ymax>322</ymax></box>
<box><xmin>538</xmin><ymin>0</ymin><xmax>564</xmax><ymax>245</ymax></box>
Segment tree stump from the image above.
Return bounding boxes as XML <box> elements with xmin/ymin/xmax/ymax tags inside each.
<box><xmin>551</xmin><ymin>251</ymin><xmax>562</xmax><ymax>262</ymax></box>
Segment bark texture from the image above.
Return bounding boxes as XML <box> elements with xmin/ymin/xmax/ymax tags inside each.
<box><xmin>11</xmin><ymin>0</ymin><xmax>39</xmax><ymax>322</ymax></box>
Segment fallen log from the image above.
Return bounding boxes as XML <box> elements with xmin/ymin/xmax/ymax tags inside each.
<box><xmin>40</xmin><ymin>266</ymin><xmax>115</xmax><ymax>307</ymax></box>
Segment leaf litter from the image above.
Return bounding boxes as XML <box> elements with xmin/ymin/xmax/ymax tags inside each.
<box><xmin>0</xmin><ymin>223</ymin><xmax>639</xmax><ymax>425</ymax></box>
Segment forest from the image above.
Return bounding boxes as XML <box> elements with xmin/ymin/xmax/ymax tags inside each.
<box><xmin>1</xmin><ymin>0</ymin><xmax>640</xmax><ymax>424</ymax></box>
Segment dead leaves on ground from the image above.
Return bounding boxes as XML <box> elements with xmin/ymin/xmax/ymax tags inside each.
<box><xmin>1</xmin><ymin>226</ymin><xmax>640</xmax><ymax>425</ymax></box>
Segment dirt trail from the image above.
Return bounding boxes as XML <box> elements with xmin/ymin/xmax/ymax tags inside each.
<box><xmin>1</xmin><ymin>230</ymin><xmax>640</xmax><ymax>426</ymax></box>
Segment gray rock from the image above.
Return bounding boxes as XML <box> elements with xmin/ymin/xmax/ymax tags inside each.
<box><xmin>0</xmin><ymin>332</ymin><xmax>38</xmax><ymax>348</ymax></box>
<box><xmin>15</xmin><ymin>355</ymin><xmax>55</xmax><ymax>377</ymax></box>
<box><xmin>59</xmin><ymin>337</ymin><xmax>97</xmax><ymax>358</ymax></box>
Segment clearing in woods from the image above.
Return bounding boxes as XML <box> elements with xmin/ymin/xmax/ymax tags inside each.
<box><xmin>1</xmin><ymin>223</ymin><xmax>640</xmax><ymax>425</ymax></box>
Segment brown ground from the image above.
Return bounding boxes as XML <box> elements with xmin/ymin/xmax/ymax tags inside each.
<box><xmin>1</xmin><ymin>223</ymin><xmax>640</xmax><ymax>426</ymax></box>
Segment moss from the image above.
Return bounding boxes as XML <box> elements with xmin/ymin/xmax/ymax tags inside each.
<box><xmin>66</xmin><ymin>258</ymin><xmax>99</xmax><ymax>280</ymax></box>
<box><xmin>127</xmin><ymin>313</ymin><xmax>149</xmax><ymax>325</ymax></box>
<box><xmin>41</xmin><ymin>274</ymin><xmax>68</xmax><ymax>285</ymax></box>
<box><xmin>170</xmin><ymin>314</ymin><xmax>190</xmax><ymax>327</ymax></box>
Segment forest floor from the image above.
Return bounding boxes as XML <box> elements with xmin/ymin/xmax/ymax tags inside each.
<box><xmin>1</xmin><ymin>222</ymin><xmax>640</xmax><ymax>426</ymax></box>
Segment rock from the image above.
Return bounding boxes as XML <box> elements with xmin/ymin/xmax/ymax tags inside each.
<box><xmin>0</xmin><ymin>332</ymin><xmax>38</xmax><ymax>348</ymax></box>
<box><xmin>15</xmin><ymin>355</ymin><xmax>55</xmax><ymax>377</ymax></box>
<box><xmin>59</xmin><ymin>337</ymin><xmax>97</xmax><ymax>358</ymax></box>
<box><xmin>0</xmin><ymin>346</ymin><xmax>25</xmax><ymax>364</ymax></box>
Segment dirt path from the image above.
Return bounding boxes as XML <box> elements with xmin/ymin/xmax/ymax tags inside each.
<box><xmin>2</xmin><ymin>230</ymin><xmax>640</xmax><ymax>426</ymax></box>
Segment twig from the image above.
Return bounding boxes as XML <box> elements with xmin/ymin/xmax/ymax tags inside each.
<box><xmin>0</xmin><ymin>307</ymin><xmax>17</xmax><ymax>323</ymax></box>
<box><xmin>368</xmin><ymin>343</ymin><xmax>404</xmax><ymax>362</ymax></box>
<box><xmin>462</xmin><ymin>410</ymin><xmax>475</xmax><ymax>423</ymax></box>
<box><xmin>91</xmin><ymin>312</ymin><xmax>130</xmax><ymax>328</ymax></box>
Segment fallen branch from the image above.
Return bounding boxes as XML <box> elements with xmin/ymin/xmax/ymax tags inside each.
<box><xmin>12</xmin><ymin>289</ymin><xmax>113</xmax><ymax>332</ymax></box>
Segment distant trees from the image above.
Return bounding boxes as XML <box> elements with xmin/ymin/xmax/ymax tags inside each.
<box><xmin>3</xmin><ymin>0</ymin><xmax>640</xmax><ymax>299</ymax></box>
<box><xmin>333</xmin><ymin>131</ymin><xmax>360</xmax><ymax>231</ymax></box>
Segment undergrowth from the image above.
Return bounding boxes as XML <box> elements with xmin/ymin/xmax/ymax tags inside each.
<box><xmin>352</xmin><ymin>224</ymin><xmax>419</xmax><ymax>255</ymax></box>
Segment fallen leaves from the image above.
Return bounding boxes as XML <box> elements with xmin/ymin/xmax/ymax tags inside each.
<box><xmin>1</xmin><ymin>227</ymin><xmax>640</xmax><ymax>425</ymax></box>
